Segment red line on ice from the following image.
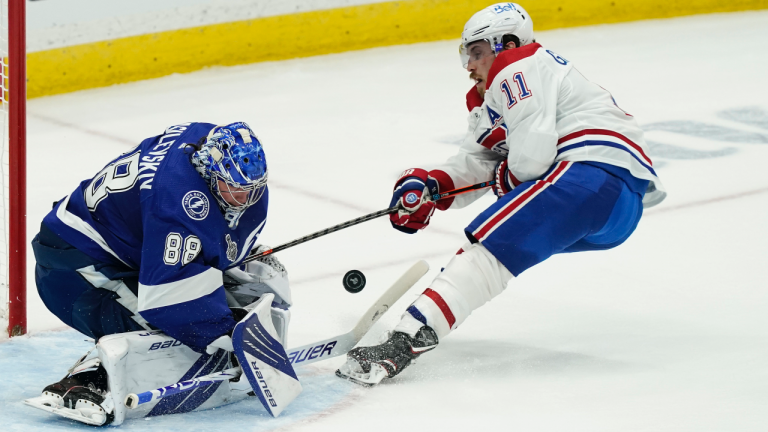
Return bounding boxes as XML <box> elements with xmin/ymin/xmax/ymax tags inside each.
<box><xmin>645</xmin><ymin>186</ymin><xmax>768</xmax><ymax>216</ymax></box>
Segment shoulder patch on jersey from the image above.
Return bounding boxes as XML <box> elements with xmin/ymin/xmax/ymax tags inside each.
<box><xmin>466</xmin><ymin>86</ymin><xmax>484</xmax><ymax>111</ymax></box>
<box><xmin>182</xmin><ymin>191</ymin><xmax>210</xmax><ymax>221</ymax></box>
<box><xmin>485</xmin><ymin>43</ymin><xmax>542</xmax><ymax>90</ymax></box>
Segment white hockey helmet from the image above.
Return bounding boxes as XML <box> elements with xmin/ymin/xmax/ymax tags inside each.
<box><xmin>460</xmin><ymin>3</ymin><xmax>534</xmax><ymax>68</ymax></box>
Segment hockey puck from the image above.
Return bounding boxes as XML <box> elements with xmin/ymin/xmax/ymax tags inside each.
<box><xmin>343</xmin><ymin>270</ymin><xmax>366</xmax><ymax>293</ymax></box>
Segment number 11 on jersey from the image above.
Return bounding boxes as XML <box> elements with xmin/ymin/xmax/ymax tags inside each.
<box><xmin>500</xmin><ymin>72</ymin><xmax>533</xmax><ymax>109</ymax></box>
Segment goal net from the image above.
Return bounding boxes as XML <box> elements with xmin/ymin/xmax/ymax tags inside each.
<box><xmin>0</xmin><ymin>0</ymin><xmax>25</xmax><ymax>337</ymax></box>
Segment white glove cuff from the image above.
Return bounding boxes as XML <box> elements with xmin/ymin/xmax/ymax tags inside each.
<box><xmin>206</xmin><ymin>335</ymin><xmax>234</xmax><ymax>355</ymax></box>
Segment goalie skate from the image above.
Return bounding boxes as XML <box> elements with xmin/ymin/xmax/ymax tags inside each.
<box><xmin>24</xmin><ymin>391</ymin><xmax>114</xmax><ymax>427</ymax></box>
<box><xmin>24</xmin><ymin>356</ymin><xmax>115</xmax><ymax>426</ymax></box>
<box><xmin>335</xmin><ymin>326</ymin><xmax>438</xmax><ymax>387</ymax></box>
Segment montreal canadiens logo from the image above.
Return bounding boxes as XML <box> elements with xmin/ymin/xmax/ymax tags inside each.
<box><xmin>182</xmin><ymin>191</ymin><xmax>210</xmax><ymax>220</ymax></box>
<box><xmin>405</xmin><ymin>192</ymin><xmax>419</xmax><ymax>205</ymax></box>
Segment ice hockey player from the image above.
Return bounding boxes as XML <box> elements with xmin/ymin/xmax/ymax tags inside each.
<box><xmin>337</xmin><ymin>2</ymin><xmax>666</xmax><ymax>386</ymax></box>
<box><xmin>26</xmin><ymin>122</ymin><xmax>293</xmax><ymax>424</ymax></box>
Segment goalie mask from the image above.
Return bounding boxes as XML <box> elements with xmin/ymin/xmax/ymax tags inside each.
<box><xmin>459</xmin><ymin>2</ymin><xmax>534</xmax><ymax>68</ymax></box>
<box><xmin>191</xmin><ymin>122</ymin><xmax>268</xmax><ymax>228</ymax></box>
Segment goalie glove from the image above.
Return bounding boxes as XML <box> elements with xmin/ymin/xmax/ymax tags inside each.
<box><xmin>205</xmin><ymin>335</ymin><xmax>234</xmax><ymax>355</ymax></box>
<box><xmin>252</xmin><ymin>244</ymin><xmax>286</xmax><ymax>275</ymax></box>
<box><xmin>224</xmin><ymin>245</ymin><xmax>291</xmax><ymax>307</ymax></box>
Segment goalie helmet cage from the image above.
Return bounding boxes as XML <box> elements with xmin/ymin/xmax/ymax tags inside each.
<box><xmin>1</xmin><ymin>0</ymin><xmax>26</xmax><ymax>337</ymax></box>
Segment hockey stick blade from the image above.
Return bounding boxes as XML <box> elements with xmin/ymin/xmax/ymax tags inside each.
<box><xmin>125</xmin><ymin>260</ymin><xmax>429</xmax><ymax>409</ymax></box>
<box><xmin>286</xmin><ymin>260</ymin><xmax>429</xmax><ymax>366</ymax></box>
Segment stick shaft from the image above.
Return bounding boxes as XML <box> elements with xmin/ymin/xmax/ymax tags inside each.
<box><xmin>243</xmin><ymin>206</ymin><xmax>397</xmax><ymax>264</ymax></box>
<box><xmin>432</xmin><ymin>180</ymin><xmax>495</xmax><ymax>201</ymax></box>
<box><xmin>238</xmin><ymin>180</ymin><xmax>495</xmax><ymax>265</ymax></box>
<box><xmin>125</xmin><ymin>367</ymin><xmax>241</xmax><ymax>408</ymax></box>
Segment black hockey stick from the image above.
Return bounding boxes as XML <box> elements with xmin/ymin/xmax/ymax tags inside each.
<box><xmin>234</xmin><ymin>180</ymin><xmax>496</xmax><ymax>266</ymax></box>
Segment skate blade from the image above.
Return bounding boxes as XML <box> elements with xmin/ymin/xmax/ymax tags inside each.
<box><xmin>335</xmin><ymin>362</ymin><xmax>389</xmax><ymax>387</ymax></box>
<box><xmin>335</xmin><ymin>369</ymin><xmax>378</xmax><ymax>387</ymax></box>
<box><xmin>24</xmin><ymin>395</ymin><xmax>107</xmax><ymax>426</ymax></box>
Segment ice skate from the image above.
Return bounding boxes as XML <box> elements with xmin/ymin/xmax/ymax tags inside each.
<box><xmin>336</xmin><ymin>326</ymin><xmax>438</xmax><ymax>387</ymax></box>
<box><xmin>24</xmin><ymin>355</ymin><xmax>115</xmax><ymax>426</ymax></box>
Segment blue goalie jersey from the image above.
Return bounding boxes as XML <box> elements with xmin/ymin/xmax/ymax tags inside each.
<box><xmin>43</xmin><ymin>122</ymin><xmax>269</xmax><ymax>349</ymax></box>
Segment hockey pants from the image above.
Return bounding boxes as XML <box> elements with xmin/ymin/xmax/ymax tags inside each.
<box><xmin>395</xmin><ymin>162</ymin><xmax>645</xmax><ymax>339</ymax></box>
<box><xmin>32</xmin><ymin>222</ymin><xmax>151</xmax><ymax>341</ymax></box>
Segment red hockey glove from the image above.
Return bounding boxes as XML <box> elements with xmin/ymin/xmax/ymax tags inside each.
<box><xmin>389</xmin><ymin>168</ymin><xmax>438</xmax><ymax>234</ymax></box>
<box><xmin>493</xmin><ymin>160</ymin><xmax>518</xmax><ymax>198</ymax></box>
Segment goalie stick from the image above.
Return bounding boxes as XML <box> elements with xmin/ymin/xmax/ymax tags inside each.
<box><xmin>125</xmin><ymin>260</ymin><xmax>430</xmax><ymax>409</ymax></box>
<box><xmin>234</xmin><ymin>180</ymin><xmax>496</xmax><ymax>266</ymax></box>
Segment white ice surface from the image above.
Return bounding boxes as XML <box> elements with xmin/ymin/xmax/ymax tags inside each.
<box><xmin>3</xmin><ymin>10</ymin><xmax>768</xmax><ymax>431</ymax></box>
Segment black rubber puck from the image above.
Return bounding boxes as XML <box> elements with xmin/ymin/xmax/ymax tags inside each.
<box><xmin>343</xmin><ymin>270</ymin><xmax>366</xmax><ymax>293</ymax></box>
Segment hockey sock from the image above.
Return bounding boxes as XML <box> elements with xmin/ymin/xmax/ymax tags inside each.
<box><xmin>396</xmin><ymin>242</ymin><xmax>513</xmax><ymax>339</ymax></box>
<box><xmin>393</xmin><ymin>312</ymin><xmax>425</xmax><ymax>338</ymax></box>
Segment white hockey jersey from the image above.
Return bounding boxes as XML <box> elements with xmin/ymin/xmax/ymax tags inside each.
<box><xmin>432</xmin><ymin>43</ymin><xmax>666</xmax><ymax>209</ymax></box>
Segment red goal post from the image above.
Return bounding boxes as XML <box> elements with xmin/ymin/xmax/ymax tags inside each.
<box><xmin>1</xmin><ymin>0</ymin><xmax>26</xmax><ymax>337</ymax></box>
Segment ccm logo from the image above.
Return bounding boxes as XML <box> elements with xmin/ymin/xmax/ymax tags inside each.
<box><xmin>287</xmin><ymin>341</ymin><xmax>337</xmax><ymax>364</ymax></box>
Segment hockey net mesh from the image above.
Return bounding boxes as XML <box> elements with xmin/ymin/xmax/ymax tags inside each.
<box><xmin>0</xmin><ymin>0</ymin><xmax>9</xmax><ymax>326</ymax></box>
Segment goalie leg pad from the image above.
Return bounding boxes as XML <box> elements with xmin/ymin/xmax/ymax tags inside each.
<box><xmin>24</xmin><ymin>330</ymin><xmax>248</xmax><ymax>426</ymax></box>
<box><xmin>233</xmin><ymin>293</ymin><xmax>302</xmax><ymax>417</ymax></box>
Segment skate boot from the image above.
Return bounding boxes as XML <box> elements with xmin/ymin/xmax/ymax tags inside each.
<box><xmin>336</xmin><ymin>326</ymin><xmax>438</xmax><ymax>386</ymax></box>
<box><xmin>24</xmin><ymin>354</ymin><xmax>115</xmax><ymax>426</ymax></box>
